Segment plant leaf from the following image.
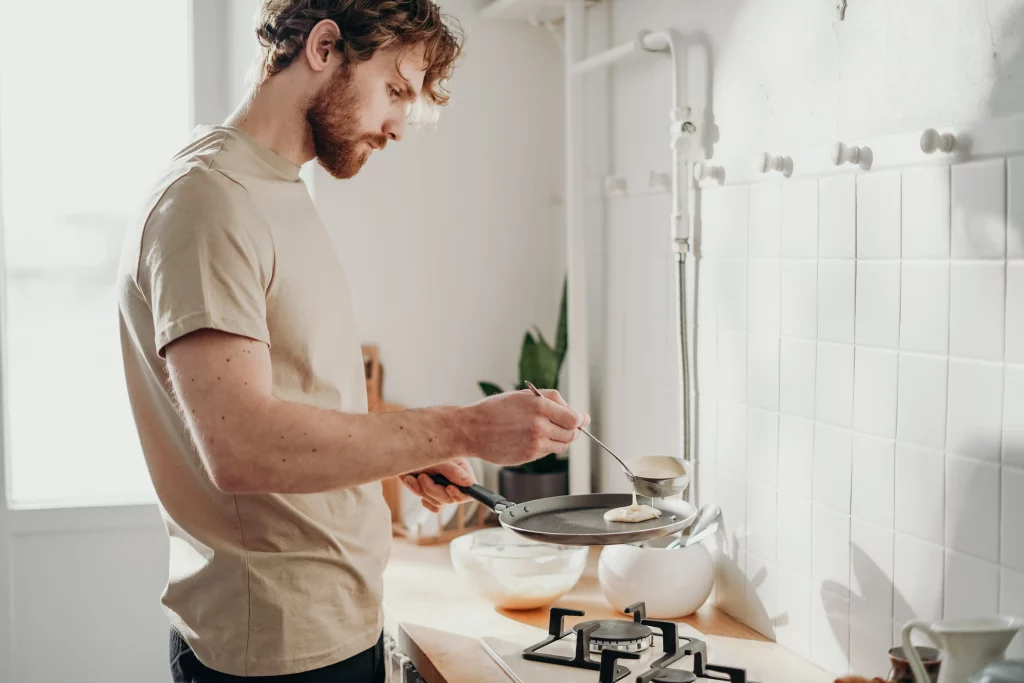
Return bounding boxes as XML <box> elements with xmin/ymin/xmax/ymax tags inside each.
<box><xmin>478</xmin><ymin>381</ymin><xmax>504</xmax><ymax>397</ymax></box>
<box><xmin>532</xmin><ymin>325</ymin><xmax>552</xmax><ymax>352</ymax></box>
<box><xmin>555</xmin><ymin>276</ymin><xmax>568</xmax><ymax>361</ymax></box>
<box><xmin>519</xmin><ymin>331</ymin><xmax>560</xmax><ymax>389</ymax></box>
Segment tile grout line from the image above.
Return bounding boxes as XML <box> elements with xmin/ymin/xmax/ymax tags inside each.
<box><xmin>890</xmin><ymin>169</ymin><xmax>903</xmax><ymax>625</ymax></box>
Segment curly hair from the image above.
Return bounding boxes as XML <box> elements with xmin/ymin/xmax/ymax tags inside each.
<box><xmin>255</xmin><ymin>0</ymin><xmax>464</xmax><ymax>108</ymax></box>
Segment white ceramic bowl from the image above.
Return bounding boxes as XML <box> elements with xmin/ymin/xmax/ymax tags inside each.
<box><xmin>449</xmin><ymin>527</ymin><xmax>588</xmax><ymax>610</ymax></box>
<box><xmin>598</xmin><ymin>535</ymin><xmax>715</xmax><ymax>618</ymax></box>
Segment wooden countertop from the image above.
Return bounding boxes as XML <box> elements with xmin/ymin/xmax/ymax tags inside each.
<box><xmin>382</xmin><ymin>537</ymin><xmax>833</xmax><ymax>683</ymax></box>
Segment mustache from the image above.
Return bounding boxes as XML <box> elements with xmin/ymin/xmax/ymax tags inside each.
<box><xmin>362</xmin><ymin>134</ymin><xmax>388</xmax><ymax>151</ymax></box>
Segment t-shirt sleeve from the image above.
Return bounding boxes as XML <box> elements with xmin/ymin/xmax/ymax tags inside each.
<box><xmin>137</xmin><ymin>170</ymin><xmax>274</xmax><ymax>358</ymax></box>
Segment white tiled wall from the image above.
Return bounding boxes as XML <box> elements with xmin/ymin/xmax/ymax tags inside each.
<box><xmin>695</xmin><ymin>158</ymin><xmax>1024</xmax><ymax>676</ymax></box>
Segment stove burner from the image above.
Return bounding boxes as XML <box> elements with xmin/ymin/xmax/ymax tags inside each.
<box><xmin>573</xmin><ymin>619</ymin><xmax>653</xmax><ymax>652</ymax></box>
<box><xmin>646</xmin><ymin>670</ymin><xmax>697</xmax><ymax>683</ymax></box>
<box><xmin>519</xmin><ymin>602</ymin><xmax>756</xmax><ymax>683</ymax></box>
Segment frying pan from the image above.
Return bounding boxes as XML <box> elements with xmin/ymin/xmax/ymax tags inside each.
<box><xmin>430</xmin><ymin>475</ymin><xmax>698</xmax><ymax>546</ymax></box>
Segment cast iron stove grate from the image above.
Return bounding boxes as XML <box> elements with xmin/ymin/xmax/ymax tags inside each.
<box><xmin>522</xmin><ymin>602</ymin><xmax>758</xmax><ymax>683</ymax></box>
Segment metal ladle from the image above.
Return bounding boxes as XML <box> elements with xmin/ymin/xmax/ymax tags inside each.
<box><xmin>523</xmin><ymin>382</ymin><xmax>691</xmax><ymax>499</ymax></box>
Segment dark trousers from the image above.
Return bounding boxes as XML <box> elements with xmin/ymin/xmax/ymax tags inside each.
<box><xmin>170</xmin><ymin>628</ymin><xmax>386</xmax><ymax>682</ymax></box>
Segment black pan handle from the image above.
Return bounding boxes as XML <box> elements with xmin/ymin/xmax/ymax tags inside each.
<box><xmin>429</xmin><ymin>474</ymin><xmax>513</xmax><ymax>512</ymax></box>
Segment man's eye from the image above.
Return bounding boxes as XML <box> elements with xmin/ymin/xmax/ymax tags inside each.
<box><xmin>388</xmin><ymin>86</ymin><xmax>399</xmax><ymax>99</ymax></box>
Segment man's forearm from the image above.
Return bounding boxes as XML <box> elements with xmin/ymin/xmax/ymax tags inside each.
<box><xmin>212</xmin><ymin>397</ymin><xmax>476</xmax><ymax>494</ymax></box>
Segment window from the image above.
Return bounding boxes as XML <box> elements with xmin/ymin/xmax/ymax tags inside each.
<box><xmin>0</xmin><ymin>1</ymin><xmax>192</xmax><ymax>506</ymax></box>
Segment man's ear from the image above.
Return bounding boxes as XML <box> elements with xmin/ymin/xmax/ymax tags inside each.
<box><xmin>303</xmin><ymin>19</ymin><xmax>341</xmax><ymax>73</ymax></box>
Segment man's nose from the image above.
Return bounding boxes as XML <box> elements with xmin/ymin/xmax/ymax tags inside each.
<box><xmin>383</xmin><ymin>117</ymin><xmax>406</xmax><ymax>142</ymax></box>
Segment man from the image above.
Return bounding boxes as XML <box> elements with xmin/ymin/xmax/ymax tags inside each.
<box><xmin>116</xmin><ymin>2</ymin><xmax>588</xmax><ymax>681</ymax></box>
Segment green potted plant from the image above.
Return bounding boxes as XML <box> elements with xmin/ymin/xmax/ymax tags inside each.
<box><xmin>478</xmin><ymin>278</ymin><xmax>570</xmax><ymax>502</ymax></box>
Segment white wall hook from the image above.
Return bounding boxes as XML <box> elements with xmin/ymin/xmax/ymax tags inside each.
<box><xmin>604</xmin><ymin>175</ymin><xmax>628</xmax><ymax>197</ymax></box>
<box><xmin>648</xmin><ymin>171</ymin><xmax>672</xmax><ymax>191</ymax></box>
<box><xmin>920</xmin><ymin>128</ymin><xmax>956</xmax><ymax>154</ymax></box>
<box><xmin>831</xmin><ymin>142</ymin><xmax>861</xmax><ymax>166</ymax></box>
<box><xmin>693</xmin><ymin>161</ymin><xmax>723</xmax><ymax>183</ymax></box>
<box><xmin>760</xmin><ymin>153</ymin><xmax>793</xmax><ymax>178</ymax></box>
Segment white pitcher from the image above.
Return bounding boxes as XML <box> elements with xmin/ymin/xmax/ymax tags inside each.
<box><xmin>902</xmin><ymin>616</ymin><xmax>1023</xmax><ymax>683</ymax></box>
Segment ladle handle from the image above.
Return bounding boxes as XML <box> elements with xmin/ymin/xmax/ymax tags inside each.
<box><xmin>578</xmin><ymin>426</ymin><xmax>635</xmax><ymax>480</ymax></box>
<box><xmin>901</xmin><ymin>620</ymin><xmax>939</xmax><ymax>683</ymax></box>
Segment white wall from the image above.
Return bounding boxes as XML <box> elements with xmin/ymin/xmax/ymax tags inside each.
<box><xmin>594</xmin><ymin>0</ymin><xmax>1024</xmax><ymax>678</ymax></box>
<box><xmin>309</xmin><ymin>1</ymin><xmax>566</xmax><ymax>488</ymax></box>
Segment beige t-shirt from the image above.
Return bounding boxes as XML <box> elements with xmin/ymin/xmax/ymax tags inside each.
<box><xmin>116</xmin><ymin>125</ymin><xmax>392</xmax><ymax>676</ymax></box>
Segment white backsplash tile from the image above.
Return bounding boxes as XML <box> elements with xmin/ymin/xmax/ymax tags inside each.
<box><xmin>896</xmin><ymin>353</ymin><xmax>948</xmax><ymax>451</ymax></box>
<box><xmin>714</xmin><ymin>543</ymin><xmax>748</xmax><ymax>622</ymax></box>
<box><xmin>949</xmin><ymin>262</ymin><xmax>1006</xmax><ymax>362</ymax></box>
<box><xmin>902</xmin><ymin>164</ymin><xmax>951</xmax><ymax>259</ymax></box>
<box><xmin>718</xmin><ymin>329</ymin><xmax>747</xmax><ymax>402</ymax></box>
<box><xmin>778</xmin><ymin>494</ymin><xmax>813</xmax><ymax>577</ymax></box>
<box><xmin>900</xmin><ymin>261</ymin><xmax>950</xmax><ymax>355</ymax></box>
<box><xmin>684</xmin><ymin>156</ymin><xmax>1021</xmax><ymax>643</ymax></box>
<box><xmin>780</xmin><ymin>337</ymin><xmax>817</xmax><ymax>420</ymax></box>
<box><xmin>781</xmin><ymin>259</ymin><xmax>818</xmax><ymax>339</ymax></box>
<box><xmin>855</xmin><ymin>261</ymin><xmax>901</xmax><ymax>348</ymax></box>
<box><xmin>750</xmin><ymin>182</ymin><xmax>782</xmax><ymax>258</ymax></box>
<box><xmin>1007</xmin><ymin>263</ymin><xmax>1024</xmax><ymax>364</ymax></box>
<box><xmin>747</xmin><ymin>334</ymin><xmax>780</xmax><ymax>411</ymax></box>
<box><xmin>748</xmin><ymin>258</ymin><xmax>781</xmax><ymax>336</ymax></box>
<box><xmin>814</xmin><ymin>424</ymin><xmax>853</xmax><ymax>515</ymax></box>
<box><xmin>718</xmin><ymin>258</ymin><xmax>749</xmax><ymax>331</ymax></box>
<box><xmin>745</xmin><ymin>553</ymin><xmax>778</xmax><ymax>638</ymax></box>
<box><xmin>849</xmin><ymin>614</ymin><xmax>893</xmax><ymax>680</ymax></box>
<box><xmin>857</xmin><ymin>171</ymin><xmax>902</xmax><ymax>259</ymax></box>
<box><xmin>697</xmin><ymin>258</ymin><xmax>719</xmax><ymax>330</ymax></box>
<box><xmin>1002</xmin><ymin>466</ymin><xmax>1024</xmax><ymax>573</ymax></box>
<box><xmin>776</xmin><ymin>570</ymin><xmax>812</xmax><ymax>658</ymax></box>
<box><xmin>782</xmin><ymin>179</ymin><xmax>819</xmax><ymax>258</ymax></box>
<box><xmin>1005</xmin><ymin>365</ymin><xmax>1024</xmax><ymax>469</ymax></box>
<box><xmin>810</xmin><ymin>585</ymin><xmax>851</xmax><ymax>675</ymax></box>
<box><xmin>718</xmin><ymin>185</ymin><xmax>750</xmax><ymax>257</ymax></box>
<box><xmin>700</xmin><ymin>187</ymin><xmax>724</xmax><ymax>256</ymax></box>
<box><xmin>818</xmin><ymin>261</ymin><xmax>856</xmax><ymax>343</ymax></box>
<box><xmin>946</xmin><ymin>358</ymin><xmax>1005</xmax><ymax>462</ymax></box>
<box><xmin>747</xmin><ymin>407</ymin><xmax>779</xmax><ymax>490</ymax></box>
<box><xmin>816</xmin><ymin>342</ymin><xmax>855</xmax><ymax>428</ymax></box>
<box><xmin>850</xmin><ymin>519</ymin><xmax>895</xmax><ymax>621</ymax></box>
<box><xmin>778</xmin><ymin>415</ymin><xmax>815</xmax><ymax>499</ymax></box>
<box><xmin>945</xmin><ymin>454</ymin><xmax>1001</xmax><ymax>563</ymax></box>
<box><xmin>945</xmin><ymin>549</ymin><xmax>1000</xmax><ymax>619</ymax></box>
<box><xmin>851</xmin><ymin>434</ymin><xmax>895</xmax><ymax>529</ymax></box>
<box><xmin>894</xmin><ymin>533</ymin><xmax>945</xmax><ymax>622</ymax></box>
<box><xmin>853</xmin><ymin>347</ymin><xmax>899</xmax><ymax>439</ymax></box>
<box><xmin>1002</xmin><ymin>568</ymin><xmax>1024</xmax><ymax>621</ymax></box>
<box><xmin>819</xmin><ymin>175</ymin><xmax>857</xmax><ymax>258</ymax></box>
<box><xmin>813</xmin><ymin>505</ymin><xmax>852</xmax><ymax>596</ymax></box>
<box><xmin>1009</xmin><ymin>157</ymin><xmax>1024</xmax><ymax>258</ymax></box>
<box><xmin>697</xmin><ymin>326</ymin><xmax>718</xmax><ymax>393</ymax></box>
<box><xmin>1002</xmin><ymin>570</ymin><xmax>1024</xmax><ymax>661</ymax></box>
<box><xmin>951</xmin><ymin>159</ymin><xmax>1006</xmax><ymax>259</ymax></box>
<box><xmin>895</xmin><ymin>444</ymin><xmax>945</xmax><ymax>544</ymax></box>
<box><xmin>718</xmin><ymin>401</ymin><xmax>748</xmax><ymax>476</ymax></box>
<box><xmin>747</xmin><ymin>483</ymin><xmax>778</xmax><ymax>563</ymax></box>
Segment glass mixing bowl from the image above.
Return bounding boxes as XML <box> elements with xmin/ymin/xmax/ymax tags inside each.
<box><xmin>449</xmin><ymin>527</ymin><xmax>588</xmax><ymax>610</ymax></box>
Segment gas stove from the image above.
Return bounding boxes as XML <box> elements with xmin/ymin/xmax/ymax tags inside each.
<box><xmin>480</xmin><ymin>602</ymin><xmax>759</xmax><ymax>683</ymax></box>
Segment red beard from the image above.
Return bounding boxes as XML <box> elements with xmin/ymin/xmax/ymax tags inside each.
<box><xmin>306</xmin><ymin>66</ymin><xmax>388</xmax><ymax>179</ymax></box>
